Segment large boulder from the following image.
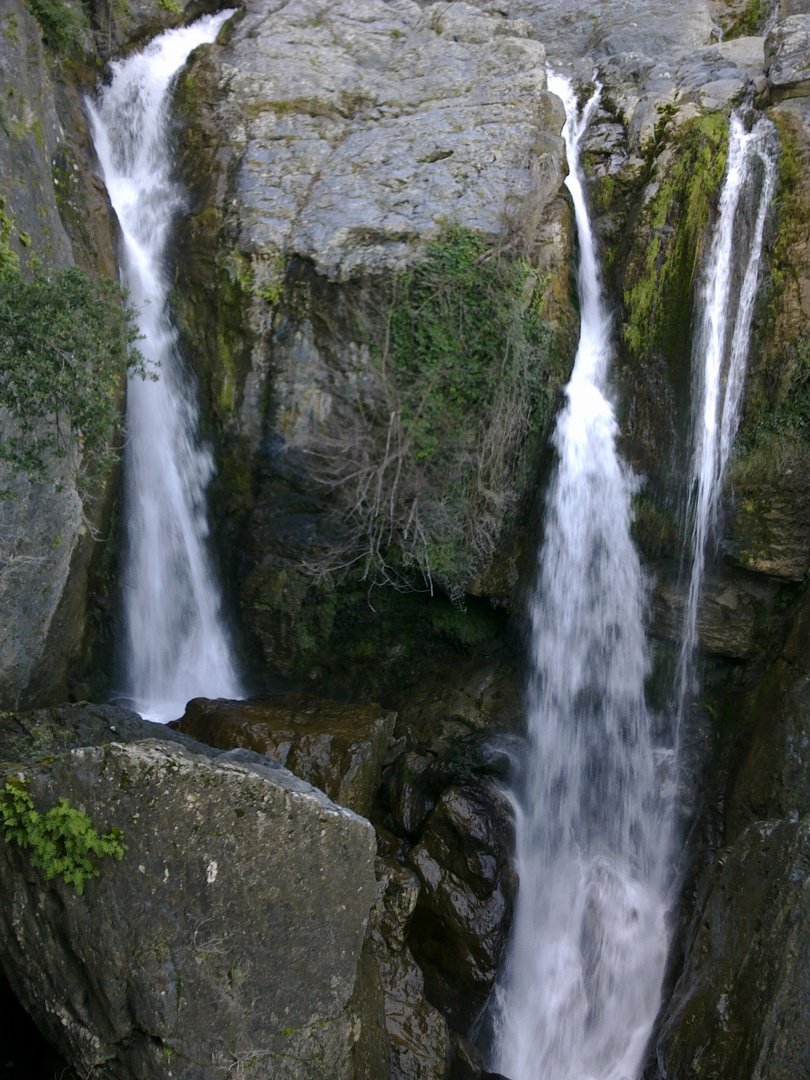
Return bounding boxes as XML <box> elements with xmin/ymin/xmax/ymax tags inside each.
<box><xmin>168</xmin><ymin>0</ymin><xmax>574</xmax><ymax>681</ymax></box>
<box><xmin>0</xmin><ymin>705</ymin><xmax>383</xmax><ymax>1080</ymax></box>
<box><xmin>176</xmin><ymin>693</ymin><xmax>396</xmax><ymax>817</ymax></box>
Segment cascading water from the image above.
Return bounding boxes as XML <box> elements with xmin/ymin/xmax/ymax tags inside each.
<box><xmin>88</xmin><ymin>12</ymin><xmax>242</xmax><ymax>723</ymax></box>
<box><xmin>488</xmin><ymin>75</ymin><xmax>668</xmax><ymax>1080</ymax></box>
<box><xmin>675</xmin><ymin>113</ymin><xmax>778</xmax><ymax>721</ymax></box>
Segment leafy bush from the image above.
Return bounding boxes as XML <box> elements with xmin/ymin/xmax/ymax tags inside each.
<box><xmin>307</xmin><ymin>226</ymin><xmax>561</xmax><ymax>601</ymax></box>
<box><xmin>1</xmin><ymin>778</ymin><xmax>126</xmax><ymax>895</ymax></box>
<box><xmin>25</xmin><ymin>0</ymin><xmax>90</xmax><ymax>53</ymax></box>
<box><xmin>0</xmin><ymin>264</ymin><xmax>141</xmax><ymax>495</ymax></box>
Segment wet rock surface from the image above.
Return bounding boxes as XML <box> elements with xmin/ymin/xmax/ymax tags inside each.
<box><xmin>375</xmin><ymin>701</ymin><xmax>519</xmax><ymax>1040</ymax></box>
<box><xmin>0</xmin><ymin>704</ymin><xmax>381</xmax><ymax>1080</ymax></box>
<box><xmin>651</xmin><ymin>573</ymin><xmax>780</xmax><ymax>660</ymax></box>
<box><xmin>406</xmin><ymin>781</ymin><xmax>516</xmax><ymax>1030</ymax></box>
<box><xmin>650</xmin><ymin>588</ymin><xmax>810</xmax><ymax>1079</ymax></box>
<box><xmin>372</xmin><ymin>859</ymin><xmax>449</xmax><ymax>1080</ymax></box>
<box><xmin>176</xmin><ymin>693</ymin><xmax>396</xmax><ymax>816</ymax></box>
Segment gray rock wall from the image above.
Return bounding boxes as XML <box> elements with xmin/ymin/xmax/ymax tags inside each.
<box><xmin>0</xmin><ymin>0</ymin><xmax>121</xmax><ymax>708</ymax></box>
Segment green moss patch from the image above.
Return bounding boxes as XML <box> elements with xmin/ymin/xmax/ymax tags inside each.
<box><xmin>718</xmin><ymin>0</ymin><xmax>770</xmax><ymax>40</ymax></box>
<box><xmin>622</xmin><ymin>112</ymin><xmax>729</xmax><ymax>367</ymax></box>
<box><xmin>25</xmin><ymin>0</ymin><xmax>89</xmax><ymax>53</ymax></box>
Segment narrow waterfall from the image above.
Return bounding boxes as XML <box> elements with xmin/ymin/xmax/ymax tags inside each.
<box><xmin>675</xmin><ymin>114</ymin><xmax>778</xmax><ymax>720</ymax></box>
<box><xmin>489</xmin><ymin>76</ymin><xmax>668</xmax><ymax>1080</ymax></box>
<box><xmin>88</xmin><ymin>12</ymin><xmax>242</xmax><ymax>723</ymax></box>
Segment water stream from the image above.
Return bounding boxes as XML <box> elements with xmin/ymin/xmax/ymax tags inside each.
<box><xmin>675</xmin><ymin>113</ymin><xmax>778</xmax><ymax>724</ymax></box>
<box><xmin>488</xmin><ymin>75</ymin><xmax>669</xmax><ymax>1080</ymax></box>
<box><xmin>88</xmin><ymin>12</ymin><xmax>242</xmax><ymax>723</ymax></box>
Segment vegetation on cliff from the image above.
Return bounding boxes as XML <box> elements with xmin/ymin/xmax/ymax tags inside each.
<box><xmin>307</xmin><ymin>225</ymin><xmax>563</xmax><ymax>603</ymax></box>
<box><xmin>623</xmin><ymin>111</ymin><xmax>729</xmax><ymax>368</ymax></box>
<box><xmin>0</xmin><ymin>257</ymin><xmax>140</xmax><ymax>494</ymax></box>
<box><xmin>1</xmin><ymin>776</ymin><xmax>125</xmax><ymax>894</ymax></box>
<box><xmin>25</xmin><ymin>0</ymin><xmax>88</xmax><ymax>52</ymax></box>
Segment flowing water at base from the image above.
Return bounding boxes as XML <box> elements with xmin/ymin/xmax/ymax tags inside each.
<box><xmin>488</xmin><ymin>75</ymin><xmax>669</xmax><ymax>1080</ymax></box>
<box><xmin>88</xmin><ymin>12</ymin><xmax>242</xmax><ymax>722</ymax></box>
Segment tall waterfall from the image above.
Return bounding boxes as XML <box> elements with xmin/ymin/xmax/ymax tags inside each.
<box><xmin>88</xmin><ymin>12</ymin><xmax>242</xmax><ymax>723</ymax></box>
<box><xmin>675</xmin><ymin>114</ymin><xmax>778</xmax><ymax>719</ymax></box>
<box><xmin>489</xmin><ymin>76</ymin><xmax>668</xmax><ymax>1080</ymax></box>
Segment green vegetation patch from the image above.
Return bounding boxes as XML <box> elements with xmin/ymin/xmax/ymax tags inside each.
<box><xmin>0</xmin><ymin>262</ymin><xmax>142</xmax><ymax>495</ymax></box>
<box><xmin>1</xmin><ymin>777</ymin><xmax>126</xmax><ymax>894</ymax></box>
<box><xmin>719</xmin><ymin>0</ymin><xmax>769</xmax><ymax>40</ymax></box>
<box><xmin>623</xmin><ymin>111</ymin><xmax>729</xmax><ymax>366</ymax></box>
<box><xmin>25</xmin><ymin>0</ymin><xmax>89</xmax><ymax>53</ymax></box>
<box><xmin>308</xmin><ymin>225</ymin><xmax>563</xmax><ymax>601</ymax></box>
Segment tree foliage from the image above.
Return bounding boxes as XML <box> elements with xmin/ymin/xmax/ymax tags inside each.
<box><xmin>0</xmin><ymin>264</ymin><xmax>141</xmax><ymax>494</ymax></box>
<box><xmin>1</xmin><ymin>777</ymin><xmax>126</xmax><ymax>895</ymax></box>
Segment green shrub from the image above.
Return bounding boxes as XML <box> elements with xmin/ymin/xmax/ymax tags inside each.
<box><xmin>1</xmin><ymin>778</ymin><xmax>126</xmax><ymax>895</ymax></box>
<box><xmin>25</xmin><ymin>0</ymin><xmax>89</xmax><ymax>53</ymax></box>
<box><xmin>308</xmin><ymin>225</ymin><xmax>561</xmax><ymax>601</ymax></box>
<box><xmin>0</xmin><ymin>263</ymin><xmax>142</xmax><ymax>495</ymax></box>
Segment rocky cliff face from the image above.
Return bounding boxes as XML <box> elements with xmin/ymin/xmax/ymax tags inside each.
<box><xmin>0</xmin><ymin>0</ymin><xmax>121</xmax><ymax>709</ymax></box>
<box><xmin>4</xmin><ymin>0</ymin><xmax>810</xmax><ymax>1077</ymax></box>
<box><xmin>169</xmin><ymin>0</ymin><xmax>576</xmax><ymax>688</ymax></box>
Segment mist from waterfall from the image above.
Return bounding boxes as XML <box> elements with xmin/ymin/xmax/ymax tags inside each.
<box><xmin>488</xmin><ymin>75</ymin><xmax>669</xmax><ymax>1080</ymax></box>
<box><xmin>88</xmin><ymin>11</ymin><xmax>242</xmax><ymax>723</ymax></box>
<box><xmin>675</xmin><ymin>113</ymin><xmax>778</xmax><ymax>725</ymax></box>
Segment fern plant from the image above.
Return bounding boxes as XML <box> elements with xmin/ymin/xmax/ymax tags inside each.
<box><xmin>1</xmin><ymin>778</ymin><xmax>126</xmax><ymax>895</ymax></box>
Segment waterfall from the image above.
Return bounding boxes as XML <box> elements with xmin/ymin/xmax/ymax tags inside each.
<box><xmin>675</xmin><ymin>114</ymin><xmax>778</xmax><ymax>721</ymax></box>
<box><xmin>488</xmin><ymin>75</ymin><xmax>668</xmax><ymax>1080</ymax></box>
<box><xmin>88</xmin><ymin>12</ymin><xmax>242</xmax><ymax>723</ymax></box>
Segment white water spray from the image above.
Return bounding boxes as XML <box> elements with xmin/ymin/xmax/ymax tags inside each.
<box><xmin>675</xmin><ymin>114</ymin><xmax>778</xmax><ymax>718</ymax></box>
<box><xmin>489</xmin><ymin>75</ymin><xmax>668</xmax><ymax>1080</ymax></box>
<box><xmin>88</xmin><ymin>12</ymin><xmax>242</xmax><ymax>722</ymax></box>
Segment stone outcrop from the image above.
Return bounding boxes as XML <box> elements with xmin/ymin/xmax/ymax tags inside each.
<box><xmin>766</xmin><ymin>14</ymin><xmax>810</xmax><ymax>100</ymax></box>
<box><xmin>181</xmin><ymin>0</ymin><xmax>564</xmax><ymax>281</ymax></box>
<box><xmin>176</xmin><ymin>693</ymin><xmax>396</xmax><ymax>816</ymax></box>
<box><xmin>0</xmin><ymin>704</ymin><xmax>383</xmax><ymax>1080</ymax></box>
<box><xmin>170</xmin><ymin>0</ymin><xmax>573</xmax><ymax>681</ymax></box>
<box><xmin>375</xmin><ymin>711</ymin><xmax>518</xmax><ymax>1047</ymax></box>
